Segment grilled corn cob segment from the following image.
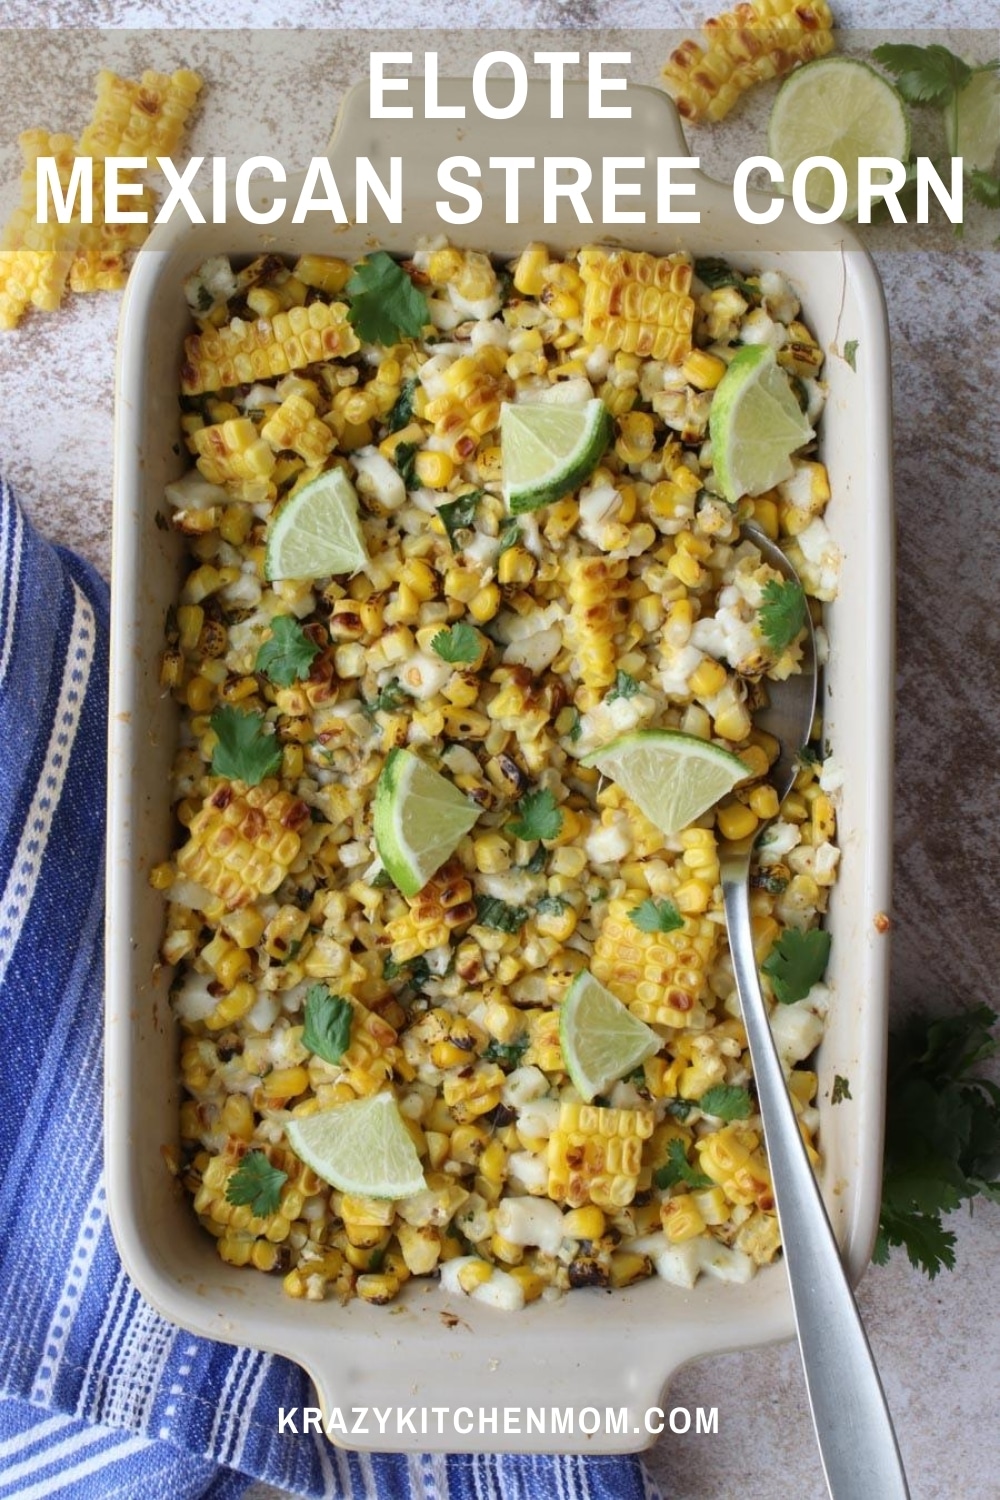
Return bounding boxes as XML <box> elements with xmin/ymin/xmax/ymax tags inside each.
<box><xmin>662</xmin><ymin>0</ymin><xmax>836</xmax><ymax>123</ymax></box>
<box><xmin>160</xmin><ymin>241</ymin><xmax>840</xmax><ymax>1309</ymax></box>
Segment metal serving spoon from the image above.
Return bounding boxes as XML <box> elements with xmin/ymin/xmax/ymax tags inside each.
<box><xmin>720</xmin><ymin>526</ymin><xmax>910</xmax><ymax>1500</ymax></box>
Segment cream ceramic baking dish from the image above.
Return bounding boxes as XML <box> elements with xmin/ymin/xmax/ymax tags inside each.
<box><xmin>106</xmin><ymin>81</ymin><xmax>893</xmax><ymax>1454</ymax></box>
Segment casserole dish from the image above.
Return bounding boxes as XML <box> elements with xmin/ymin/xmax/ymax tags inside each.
<box><xmin>106</xmin><ymin>80</ymin><xmax>893</xmax><ymax>1454</ymax></box>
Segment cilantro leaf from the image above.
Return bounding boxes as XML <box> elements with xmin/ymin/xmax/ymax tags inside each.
<box><xmin>843</xmin><ymin>339</ymin><xmax>859</xmax><ymax>372</ymax></box>
<box><xmin>872</xmin><ymin>42</ymin><xmax>971</xmax><ymax>106</ymax></box>
<box><xmin>225</xmin><ymin>1151</ymin><xmax>288</xmax><ymax>1217</ymax></box>
<box><xmin>628</xmin><ymin>897</ymin><xmax>684</xmax><ymax>935</ymax></box>
<box><xmin>698</xmin><ymin>1084</ymin><xmax>752</xmax><ymax>1121</ymax></box>
<box><xmin>383</xmin><ymin>952</ymin><xmax>432</xmax><ymax>988</ymax></box>
<box><xmin>474</xmin><ymin>895</ymin><xmax>529</xmax><ymax>933</ymax></box>
<box><xmin>762</xmin><ymin>927</ymin><xmax>831</xmax><ymax>1004</ymax></box>
<box><xmin>759</xmin><ymin>577</ymin><xmax>808</xmax><ymax>654</ymax></box>
<box><xmin>874</xmin><ymin>1206</ymin><xmax>957</xmax><ymax>1279</ymax></box>
<box><xmin>393</xmin><ymin>440</ymin><xmax>420</xmax><ymax>490</ymax></box>
<box><xmin>605</xmin><ymin>670</ymin><xmax>641</xmax><ymax>703</ymax></box>
<box><xmin>483</xmin><ymin>1036</ymin><xmax>529</xmax><ymax>1069</ymax></box>
<box><xmin>693</xmin><ymin>256</ymin><xmax>756</xmax><ymax>298</ymax></box>
<box><xmin>536</xmin><ymin>894</ymin><xmax>568</xmax><ymax>916</ymax></box>
<box><xmin>654</xmin><ymin>1138</ymin><xmax>713</xmax><ymax>1191</ymax></box>
<box><xmin>832</xmin><ymin>1074</ymin><xmax>852</xmax><ymax>1104</ymax></box>
<box><xmin>567</xmin><ymin>708</ymin><xmax>583</xmax><ymax>743</ymax></box>
<box><xmin>387</xmin><ymin>376</ymin><xmax>418</xmax><ymax>432</ymax></box>
<box><xmin>210</xmin><ymin>705</ymin><xmax>283</xmax><ymax>785</ymax></box>
<box><xmin>969</xmin><ymin>170</ymin><xmax>1000</xmax><ymax>209</ymax></box>
<box><xmin>364</xmin><ymin>678</ymin><xmax>410</xmax><ymax>715</ymax></box>
<box><xmin>346</xmin><ymin>252</ymin><xmax>429</xmax><ymax>345</ymax></box>
<box><xmin>431</xmin><ymin>623</ymin><xmax>481</xmax><ymax>665</ymax></box>
<box><xmin>255</xmin><ymin>615</ymin><xmax>320</xmax><ymax>688</ymax></box>
<box><xmin>437</xmin><ymin>491</ymin><xmax>481</xmax><ymax>549</ymax></box>
<box><xmin>302</xmin><ymin>984</ymin><xmax>353</xmax><ymax>1065</ymax></box>
<box><xmin>497</xmin><ymin>519</ymin><xmax>522</xmax><ymax>554</ymax></box>
<box><xmin>506</xmin><ymin>788</ymin><xmax>563</xmax><ymax>842</ymax></box>
<box><xmin>666</xmin><ymin>1097</ymin><xmax>694</xmax><ymax>1122</ymax></box>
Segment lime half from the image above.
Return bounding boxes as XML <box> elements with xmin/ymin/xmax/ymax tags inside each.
<box><xmin>373</xmin><ymin>747</ymin><xmax>481</xmax><ymax>899</ymax></box>
<box><xmin>264</xmin><ymin>467</ymin><xmax>369</xmax><ymax>581</ymax></box>
<box><xmin>946</xmin><ymin>69</ymin><xmax>1000</xmax><ymax>172</ymax></box>
<box><xmin>559</xmin><ymin>970</ymin><xmax>661</xmax><ymax>1103</ymax></box>
<box><xmin>768</xmin><ymin>57</ymin><xmax>910</xmax><ymax>219</ymax></box>
<box><xmin>501</xmin><ymin>398</ymin><xmax>612</xmax><ymax>514</ymax></box>
<box><xmin>286</xmin><ymin>1093</ymin><xmax>426</xmax><ymax>1199</ymax></box>
<box><xmin>582</xmin><ymin>729</ymin><xmax>748</xmax><ymax>838</ymax></box>
<box><xmin>709</xmin><ymin>345</ymin><xmax>814</xmax><ymax>504</ymax></box>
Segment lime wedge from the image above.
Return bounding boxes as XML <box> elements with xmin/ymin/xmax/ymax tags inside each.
<box><xmin>768</xmin><ymin>57</ymin><xmax>910</xmax><ymax>219</ymax></box>
<box><xmin>559</xmin><ymin>969</ymin><xmax>661</xmax><ymax>1104</ymax></box>
<box><xmin>581</xmin><ymin>729</ymin><xmax>748</xmax><ymax>838</ymax></box>
<box><xmin>264</xmin><ymin>467</ymin><xmax>369</xmax><ymax>581</ymax></box>
<box><xmin>946</xmin><ymin>69</ymin><xmax>1000</xmax><ymax>172</ymax></box>
<box><xmin>286</xmin><ymin>1093</ymin><xmax>426</xmax><ymax>1199</ymax></box>
<box><xmin>373</xmin><ymin>747</ymin><xmax>481</xmax><ymax>899</ymax></box>
<box><xmin>501</xmin><ymin>398</ymin><xmax>612</xmax><ymax>514</ymax></box>
<box><xmin>709</xmin><ymin>345</ymin><xmax>814</xmax><ymax>504</ymax></box>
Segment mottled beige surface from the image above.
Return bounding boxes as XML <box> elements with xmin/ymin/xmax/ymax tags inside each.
<box><xmin>2</xmin><ymin>15</ymin><xmax>999</xmax><ymax>1500</ymax></box>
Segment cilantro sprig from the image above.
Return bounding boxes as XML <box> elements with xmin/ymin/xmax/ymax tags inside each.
<box><xmin>698</xmin><ymin>1084</ymin><xmax>753</xmax><ymax>1121</ymax></box>
<box><xmin>437</xmin><ymin>491</ymin><xmax>481</xmax><ymax>549</ymax></box>
<box><xmin>210</xmin><ymin>705</ymin><xmax>283</xmax><ymax>785</ymax></box>
<box><xmin>301</xmin><ymin>984</ymin><xmax>353</xmax><ymax>1065</ymax></box>
<box><xmin>474</xmin><ymin>895</ymin><xmax>530</xmax><ymax>934</ymax></box>
<box><xmin>693</xmin><ymin>256</ymin><xmax>757</xmax><ymax>299</ymax></box>
<box><xmin>605</xmin><ymin>670</ymin><xmax>641</xmax><ymax>703</ymax></box>
<box><xmin>431</xmin><ymin>623</ymin><xmax>481</xmax><ymax>665</ymax></box>
<box><xmin>876</xmin><ymin>1004</ymin><xmax>1000</xmax><ymax>1278</ymax></box>
<box><xmin>628</xmin><ymin>897</ymin><xmax>684</xmax><ymax>935</ymax></box>
<box><xmin>506</xmin><ymin>788</ymin><xmax>563</xmax><ymax>843</ymax></box>
<box><xmin>387</xmin><ymin>376</ymin><xmax>418</xmax><ymax>432</ymax></box>
<box><xmin>484</xmin><ymin>1036</ymin><xmax>530</xmax><ymax>1069</ymax></box>
<box><xmin>255</xmin><ymin>616</ymin><xmax>319</xmax><ymax>688</ymax></box>
<box><xmin>762</xmin><ymin>927</ymin><xmax>831</xmax><ymax>1005</ymax></box>
<box><xmin>871</xmin><ymin>42</ymin><xmax>972</xmax><ymax>106</ymax></box>
<box><xmin>759</xmin><ymin>577</ymin><xmax>808</xmax><ymax>654</ymax></box>
<box><xmin>346</xmin><ymin>252</ymin><xmax>429</xmax><ymax>345</ymax></box>
<box><xmin>843</xmin><ymin>339</ymin><xmax>859</xmax><ymax>372</ymax></box>
<box><xmin>225</xmin><ymin>1151</ymin><xmax>288</xmax><ymax>1218</ymax></box>
<box><xmin>654</xmin><ymin>1139</ymin><xmax>712</xmax><ymax>1192</ymax></box>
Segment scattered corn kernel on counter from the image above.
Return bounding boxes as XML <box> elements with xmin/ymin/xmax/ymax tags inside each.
<box><xmin>156</xmin><ymin>240</ymin><xmax>842</xmax><ymax>1310</ymax></box>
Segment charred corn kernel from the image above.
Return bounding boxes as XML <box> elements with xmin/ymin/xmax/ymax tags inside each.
<box><xmin>261</xmin><ymin>394</ymin><xmax>334</xmax><ymax>467</ymax></box>
<box><xmin>689</xmin><ymin>658</ymin><xmax>727</xmax><ymax>697</ymax></box>
<box><xmin>414</xmin><ymin>450</ymin><xmax>455</xmax><ymax>489</ymax></box>
<box><xmin>662</xmin><ymin>0</ymin><xmax>835</xmax><ymax>125</ymax></box>
<box><xmin>567</xmin><ymin>555</ymin><xmax>631</xmax><ymax>689</ymax></box>
<box><xmin>149</xmin><ymin>862</ymin><xmax>174</xmax><ymax>891</ymax></box>
<box><xmin>479</xmin><ymin>1140</ymin><xmax>507</xmax><ymax>1186</ymax></box>
<box><xmin>592</xmin><ymin>893</ymin><xmax>717</xmax><ymax>1028</ymax></box>
<box><xmin>673</xmin><ymin>877</ymin><xmax>714</xmax><ymax>915</ymax></box>
<box><xmin>182</xmin><ymin>302</ymin><xmax>361</xmax><ymax>395</ymax></box>
<box><xmin>712</xmin><ymin>696</ymin><xmax>753</xmax><ymax>743</ymax></box>
<box><xmin>246</xmin><ymin>286</ymin><xmax>282</xmax><ymax>318</ymax></box>
<box><xmin>661</xmin><ymin>1194</ymin><xmax>707</xmax><ymax>1243</ymax></box>
<box><xmin>717</xmin><ymin>802</ymin><xmax>760</xmax><ymax>841</ymax></box>
<box><xmin>192</xmin><ymin>418</ymin><xmax>276</xmax><ymax>489</ymax></box>
<box><xmin>609</xmin><ymin>1251</ymin><xmax>651</xmax><ymax>1288</ymax></box>
<box><xmin>457</xmin><ymin>1259</ymin><xmax>494</xmax><ymax>1293</ymax></box>
<box><xmin>682</xmin><ymin>349</ymin><xmax>727</xmax><ymax>389</ymax></box>
<box><xmin>293</xmin><ymin>253</ymin><xmax>351</xmax><ymax>294</ymax></box>
<box><xmin>177</xmin><ymin>780</ymin><xmax>310</xmax><ymax>910</ymax></box>
<box><xmin>751</xmin><ymin>495</ymin><xmax>780</xmax><ymax>539</ymax></box>
<box><xmin>578</xmin><ymin>247</ymin><xmax>695</xmax><ymax>364</ymax></box>
<box><xmin>562</xmin><ymin>1205</ymin><xmax>606</xmax><ymax>1241</ymax></box>
<box><xmin>261</xmin><ymin>1066</ymin><xmax>309</xmax><ymax>1101</ymax></box>
<box><xmin>615</xmin><ymin>412</ymin><xmax>657</xmax><ymax>465</ymax></box>
<box><xmin>473</xmin><ymin>832</ymin><xmax>511</xmax><ymax>874</ymax></box>
<box><xmin>812</xmin><ymin>793</ymin><xmax>836</xmax><ymax>842</ymax></box>
<box><xmin>220</xmin><ymin>1093</ymin><xmax>255</xmax><ymax>1141</ymax></box>
<box><xmin>497</xmin><ymin>546</ymin><xmax>536</xmax><ymax>587</ymax></box>
<box><xmin>535</xmin><ymin>902</ymin><xmax>578</xmax><ymax>942</ymax></box>
<box><xmin>467</xmin><ymin>584</ymin><xmax>501</xmax><ymax>623</ymax></box>
<box><xmin>548</xmin><ymin>1101</ymin><xmax>655</xmax><ymax>1211</ymax></box>
<box><xmin>739</xmin><ymin>744</ymin><xmax>772</xmax><ymax>781</ymax></box>
<box><xmin>508</xmin><ymin>1265</ymin><xmax>546</xmax><ymax>1302</ymax></box>
<box><xmin>749</xmin><ymin>784</ymin><xmax>780</xmax><ymax>819</ymax></box>
<box><xmin>513</xmin><ymin>242</ymin><xmax>549</xmax><ymax>296</ymax></box>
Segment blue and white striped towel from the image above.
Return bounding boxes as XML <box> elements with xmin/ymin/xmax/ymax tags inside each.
<box><xmin>0</xmin><ymin>473</ymin><xmax>665</xmax><ymax>1500</ymax></box>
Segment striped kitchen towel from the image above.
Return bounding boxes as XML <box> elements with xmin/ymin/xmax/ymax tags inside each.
<box><xmin>0</xmin><ymin>473</ymin><xmax>664</xmax><ymax>1500</ymax></box>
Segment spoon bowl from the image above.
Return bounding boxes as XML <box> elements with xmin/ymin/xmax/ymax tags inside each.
<box><xmin>720</xmin><ymin>526</ymin><xmax>909</xmax><ymax>1500</ymax></box>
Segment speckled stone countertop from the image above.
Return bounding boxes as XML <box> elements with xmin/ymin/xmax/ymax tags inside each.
<box><xmin>1</xmin><ymin>6</ymin><xmax>998</xmax><ymax>1498</ymax></box>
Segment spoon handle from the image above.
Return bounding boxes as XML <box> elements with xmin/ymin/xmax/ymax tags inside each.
<box><xmin>721</xmin><ymin>871</ymin><xmax>910</xmax><ymax>1500</ymax></box>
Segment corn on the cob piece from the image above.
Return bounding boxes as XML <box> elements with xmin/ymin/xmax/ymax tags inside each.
<box><xmin>566</xmin><ymin>555</ymin><xmax>631</xmax><ymax>690</ymax></box>
<box><xmin>578</xmin><ymin>248</ymin><xmax>695</xmax><ymax>364</ymax></box>
<box><xmin>547</xmin><ymin>1101</ymin><xmax>655</xmax><ymax>1211</ymax></box>
<box><xmin>68</xmin><ymin>161</ymin><xmax>156</xmax><ymax>293</ymax></box>
<box><xmin>181</xmin><ymin>303</ymin><xmax>361</xmax><ymax>395</ymax></box>
<box><xmin>261</xmin><ymin>392</ymin><xmax>335</xmax><ymax>466</ymax></box>
<box><xmin>319</xmin><ymin>1002</ymin><xmax>404</xmax><ymax>1099</ymax></box>
<box><xmin>78</xmin><ymin>67</ymin><xmax>203</xmax><ymax>159</ymax></box>
<box><xmin>0</xmin><ymin>131</ymin><xmax>81</xmax><ymax>329</ymax></box>
<box><xmin>422</xmin><ymin>349</ymin><xmax>510</xmax><ymax>462</ymax></box>
<box><xmin>191</xmin><ymin>418</ymin><xmax>276</xmax><ymax>490</ymax></box>
<box><xmin>177</xmin><ymin>779</ymin><xmax>311</xmax><ymax>909</ymax></box>
<box><xmin>661</xmin><ymin>0</ymin><xmax>835</xmax><ymax>124</ymax></box>
<box><xmin>384</xmin><ymin>858</ymin><xmax>477</xmax><ymax>962</ymax></box>
<box><xmin>591</xmin><ymin>892</ymin><xmax>719</xmax><ymax>1027</ymax></box>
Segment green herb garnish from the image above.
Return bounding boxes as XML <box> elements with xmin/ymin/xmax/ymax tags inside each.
<box><xmin>437</xmin><ymin>490</ymin><xmax>481</xmax><ymax>549</ymax></box>
<box><xmin>301</xmin><ymin>984</ymin><xmax>353</xmax><ymax>1065</ymax></box>
<box><xmin>365</xmin><ymin>678</ymin><xmax>410</xmax><ymax>715</ymax></box>
<box><xmin>627</xmin><ymin>897</ymin><xmax>684</xmax><ymax>935</ymax></box>
<box><xmin>210</xmin><ymin>705</ymin><xmax>283</xmax><ymax>785</ymax></box>
<box><xmin>759</xmin><ymin>577</ymin><xmax>808</xmax><ymax>654</ymax></box>
<box><xmin>536</xmin><ymin>894</ymin><xmax>568</xmax><ymax>917</ymax></box>
<box><xmin>871</xmin><ymin>42</ymin><xmax>972</xmax><ymax>106</ymax></box>
<box><xmin>693</xmin><ymin>256</ymin><xmax>757</xmax><ymax>298</ymax></box>
<box><xmin>225</xmin><ymin>1151</ymin><xmax>288</xmax><ymax>1217</ymax></box>
<box><xmin>431</xmin><ymin>623</ymin><xmax>481</xmax><ymax>665</ymax></box>
<box><xmin>831</xmin><ymin>1074</ymin><xmax>853</xmax><ymax>1104</ymax></box>
<box><xmin>474</xmin><ymin>895</ymin><xmax>530</xmax><ymax>934</ymax></box>
<box><xmin>844</xmin><ymin>340</ymin><xmax>859</xmax><ymax>372</ymax></box>
<box><xmin>497</xmin><ymin>519</ymin><xmax>522</xmax><ymax>554</ymax></box>
<box><xmin>698</xmin><ymin>1084</ymin><xmax>753</xmax><ymax>1121</ymax></box>
<box><xmin>255</xmin><ymin>615</ymin><xmax>320</xmax><ymax>688</ymax></box>
<box><xmin>605</xmin><ymin>670</ymin><xmax>641</xmax><ymax>703</ymax></box>
<box><xmin>762</xmin><ymin>927</ymin><xmax>831</xmax><ymax>1005</ymax></box>
<box><xmin>387</xmin><ymin>376</ymin><xmax>418</xmax><ymax>432</ymax></box>
<box><xmin>654</xmin><ymin>1139</ymin><xmax>713</xmax><ymax>1192</ymax></box>
<box><xmin>346</xmin><ymin>252</ymin><xmax>429</xmax><ymax>345</ymax></box>
<box><xmin>484</xmin><ymin>1036</ymin><xmax>530</xmax><ymax>1069</ymax></box>
<box><xmin>393</xmin><ymin>440</ymin><xmax>420</xmax><ymax>490</ymax></box>
<box><xmin>506</xmin><ymin>788</ymin><xmax>563</xmax><ymax>843</ymax></box>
